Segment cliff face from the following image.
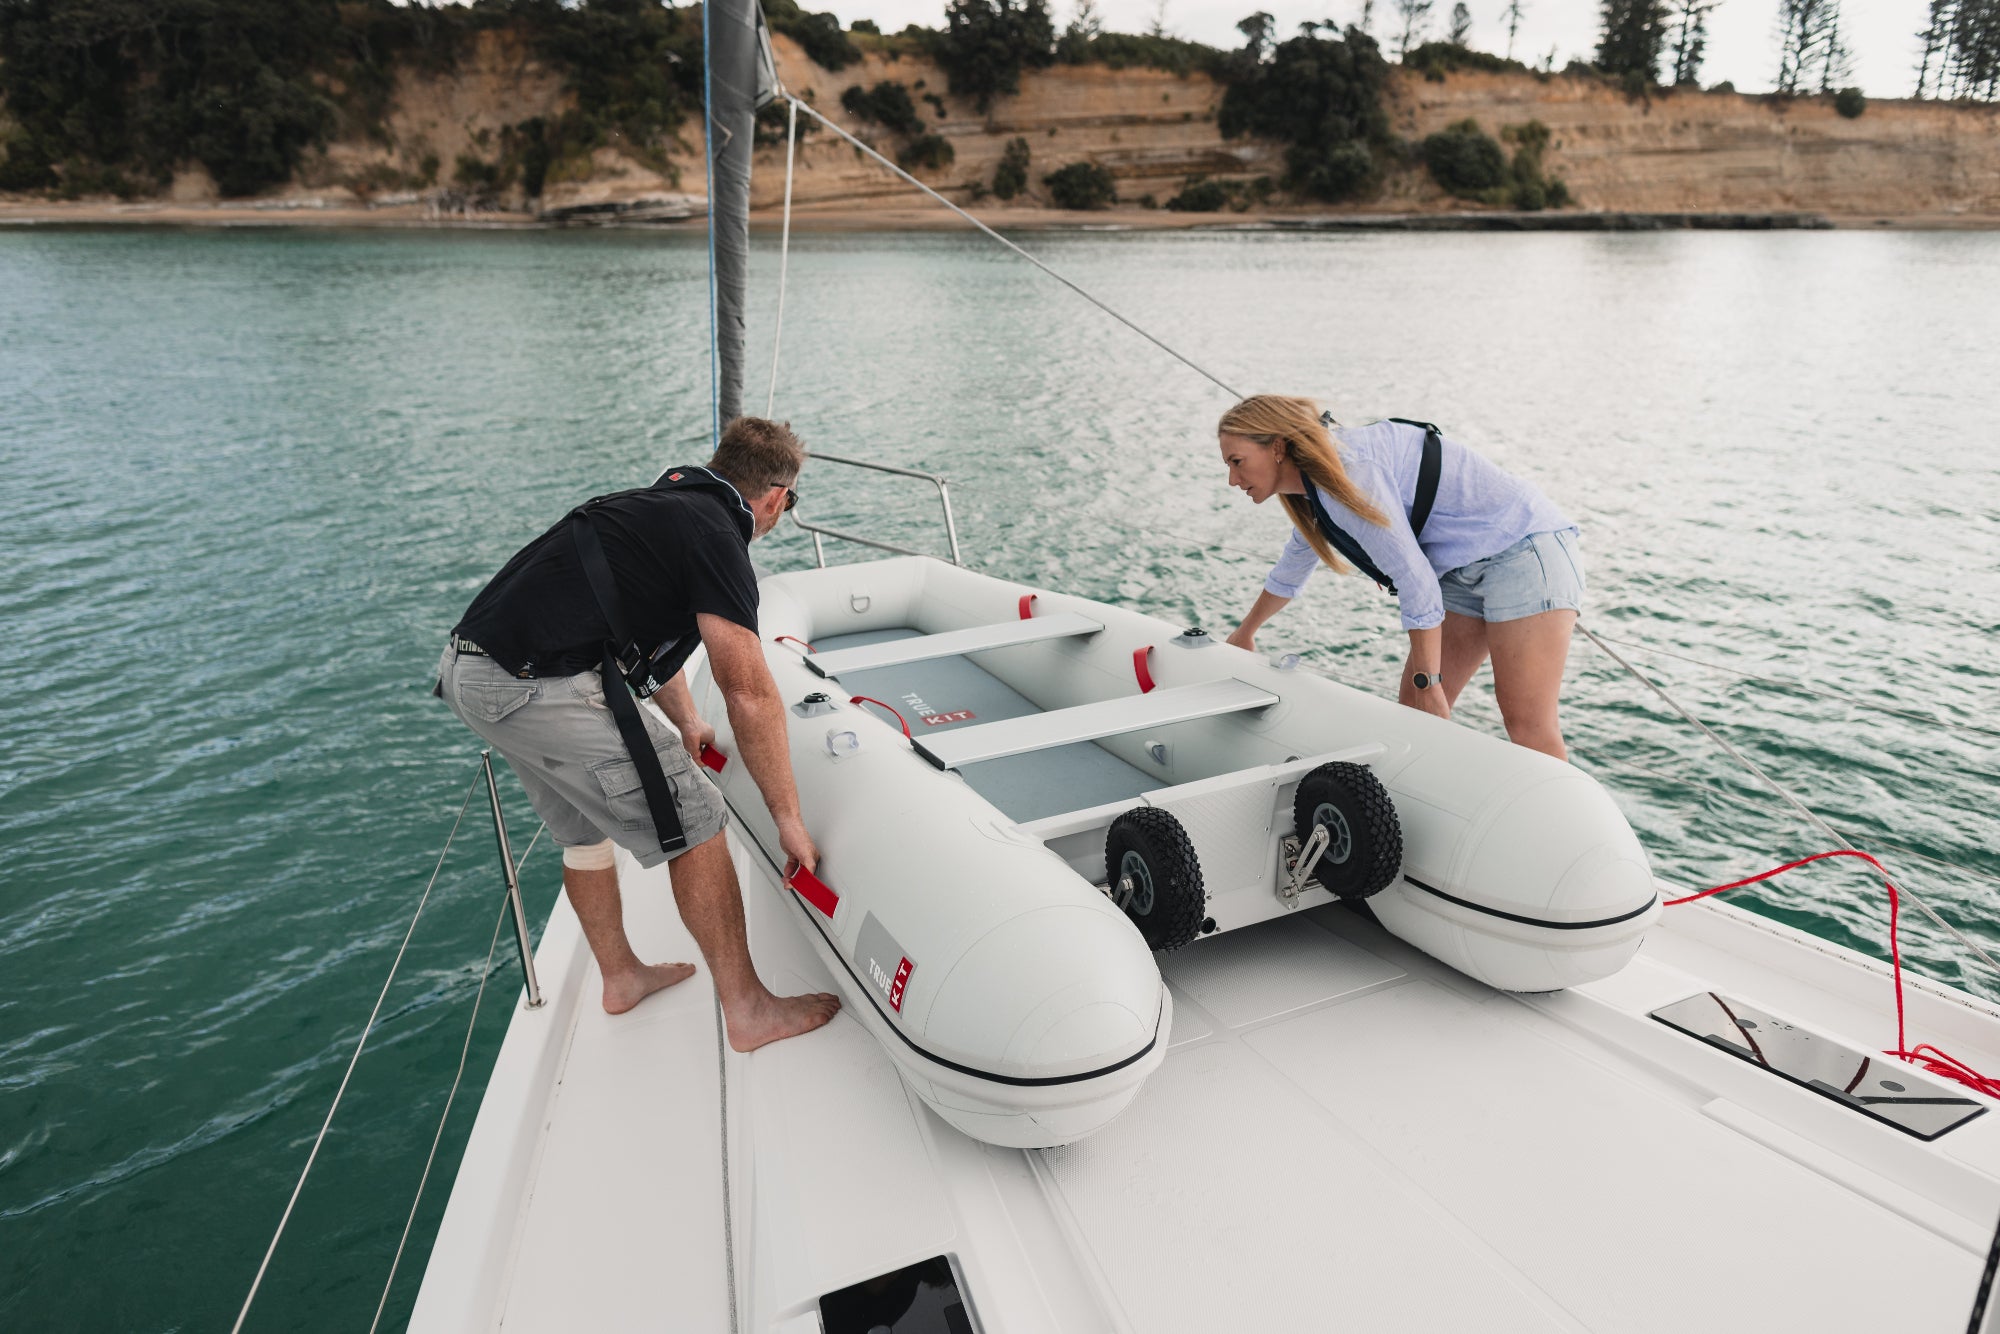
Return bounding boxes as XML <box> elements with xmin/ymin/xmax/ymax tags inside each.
<box><xmin>148</xmin><ymin>30</ymin><xmax>2000</xmax><ymax>221</ymax></box>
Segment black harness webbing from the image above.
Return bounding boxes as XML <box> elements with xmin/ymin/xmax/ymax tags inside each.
<box><xmin>1306</xmin><ymin>414</ymin><xmax>1445</xmax><ymax>594</ymax></box>
<box><xmin>569</xmin><ymin>505</ymin><xmax>688</xmax><ymax>856</ymax></box>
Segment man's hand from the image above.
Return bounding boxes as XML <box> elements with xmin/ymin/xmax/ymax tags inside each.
<box><xmin>679</xmin><ymin>716</ymin><xmax>717</xmax><ymax>768</ymax></box>
<box><xmin>1225</xmin><ymin>625</ymin><xmax>1256</xmax><ymax>652</ymax></box>
<box><xmin>778</xmin><ymin>817</ymin><xmax>819</xmax><ymax>878</ymax></box>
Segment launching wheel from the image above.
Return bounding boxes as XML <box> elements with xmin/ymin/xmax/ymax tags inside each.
<box><xmin>1105</xmin><ymin>807</ymin><xmax>1206</xmax><ymax>953</ymax></box>
<box><xmin>1292</xmin><ymin>762</ymin><xmax>1402</xmax><ymax>900</ymax></box>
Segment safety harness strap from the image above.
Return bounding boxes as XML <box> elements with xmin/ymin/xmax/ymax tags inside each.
<box><xmin>1389</xmin><ymin>418</ymin><xmax>1444</xmax><ymax>540</ymax></box>
<box><xmin>569</xmin><ymin>506</ymin><xmax>688</xmax><ymax>855</ymax></box>
<box><xmin>1306</xmin><ymin>413</ymin><xmax>1448</xmax><ymax>594</ymax></box>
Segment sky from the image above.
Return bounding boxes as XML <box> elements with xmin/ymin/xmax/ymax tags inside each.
<box><xmin>815</xmin><ymin>0</ymin><xmax>1932</xmax><ymax>98</ymax></box>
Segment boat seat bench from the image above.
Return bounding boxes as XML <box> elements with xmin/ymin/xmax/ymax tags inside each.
<box><xmin>913</xmin><ymin>678</ymin><xmax>1280</xmax><ymax>771</ymax></box>
<box><xmin>805</xmin><ymin>612</ymin><xmax>1102</xmax><ymax>678</ymax></box>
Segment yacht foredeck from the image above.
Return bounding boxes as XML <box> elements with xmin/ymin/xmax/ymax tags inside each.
<box><xmin>411</xmin><ymin>830</ymin><xmax>2000</xmax><ymax>1333</ymax></box>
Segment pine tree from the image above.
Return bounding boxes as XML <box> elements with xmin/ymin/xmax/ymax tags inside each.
<box><xmin>1775</xmin><ymin>0</ymin><xmax>1842</xmax><ymax>95</ymax></box>
<box><xmin>1667</xmin><ymin>0</ymin><xmax>1719</xmax><ymax>85</ymax></box>
<box><xmin>1394</xmin><ymin>0</ymin><xmax>1434</xmax><ymax>55</ymax></box>
<box><xmin>1597</xmin><ymin>0</ymin><xmax>1669</xmax><ymax>82</ymax></box>
<box><xmin>1504</xmin><ymin>0</ymin><xmax>1526</xmax><ymax>60</ymax></box>
<box><xmin>1915</xmin><ymin>0</ymin><xmax>1955</xmax><ymax>97</ymax></box>
<box><xmin>1449</xmin><ymin>1</ymin><xmax>1472</xmax><ymax>45</ymax></box>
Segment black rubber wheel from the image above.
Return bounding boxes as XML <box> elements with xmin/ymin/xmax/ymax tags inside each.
<box><xmin>1291</xmin><ymin>762</ymin><xmax>1402</xmax><ymax>900</ymax></box>
<box><xmin>1104</xmin><ymin>807</ymin><xmax>1207</xmax><ymax>953</ymax></box>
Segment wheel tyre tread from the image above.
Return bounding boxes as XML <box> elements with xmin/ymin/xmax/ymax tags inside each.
<box><xmin>1292</xmin><ymin>761</ymin><xmax>1402</xmax><ymax>900</ymax></box>
<box><xmin>1104</xmin><ymin>807</ymin><xmax>1207</xmax><ymax>952</ymax></box>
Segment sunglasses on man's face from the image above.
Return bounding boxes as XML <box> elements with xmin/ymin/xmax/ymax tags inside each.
<box><xmin>778</xmin><ymin>485</ymin><xmax>799</xmax><ymax>512</ymax></box>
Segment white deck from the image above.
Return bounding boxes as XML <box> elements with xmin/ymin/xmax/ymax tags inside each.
<box><xmin>412</xmin><ymin>835</ymin><xmax>2000</xmax><ymax>1333</ymax></box>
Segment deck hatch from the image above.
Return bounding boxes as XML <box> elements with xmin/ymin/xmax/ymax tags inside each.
<box><xmin>818</xmin><ymin>1254</ymin><xmax>977</xmax><ymax>1333</ymax></box>
<box><xmin>1651</xmin><ymin>992</ymin><xmax>1986</xmax><ymax>1140</ymax></box>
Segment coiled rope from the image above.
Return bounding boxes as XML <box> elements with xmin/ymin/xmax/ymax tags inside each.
<box><xmin>231</xmin><ymin>763</ymin><xmax>486</xmax><ymax>1334</ymax></box>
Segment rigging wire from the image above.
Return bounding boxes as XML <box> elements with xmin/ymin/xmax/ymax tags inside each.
<box><xmin>1584</xmin><ymin>630</ymin><xmax>2000</xmax><ymax>743</ymax></box>
<box><xmin>702</xmin><ymin>0</ymin><xmax>721</xmax><ymax>449</ymax></box>
<box><xmin>231</xmin><ymin>765</ymin><xmax>485</xmax><ymax>1334</ymax></box>
<box><xmin>1578</xmin><ymin>622</ymin><xmax>2000</xmax><ymax>981</ymax></box>
<box><xmin>764</xmin><ymin>96</ymin><xmax>799</xmax><ymax>419</ymax></box>
<box><xmin>367</xmin><ymin>823</ymin><xmax>545</xmax><ymax>1333</ymax></box>
<box><xmin>783</xmin><ymin>94</ymin><xmax>1245</xmax><ymax>401</ymax></box>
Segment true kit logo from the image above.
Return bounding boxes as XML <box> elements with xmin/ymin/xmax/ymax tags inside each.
<box><xmin>902</xmin><ymin>690</ymin><xmax>974</xmax><ymax>728</ymax></box>
<box><xmin>856</xmin><ymin>913</ymin><xmax>915</xmax><ymax>1015</ymax></box>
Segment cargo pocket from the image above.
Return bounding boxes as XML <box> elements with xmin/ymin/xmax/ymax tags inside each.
<box><xmin>590</xmin><ymin>756</ymin><xmax>670</xmax><ymax>834</ymax></box>
<box><xmin>457</xmin><ymin>680</ymin><xmax>536</xmax><ymax>726</ymax></box>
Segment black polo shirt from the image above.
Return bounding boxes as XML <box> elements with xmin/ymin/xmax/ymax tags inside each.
<box><xmin>454</xmin><ymin>466</ymin><xmax>759</xmax><ymax>683</ymax></box>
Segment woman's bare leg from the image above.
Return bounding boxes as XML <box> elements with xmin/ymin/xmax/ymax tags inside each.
<box><xmin>1486</xmin><ymin>609</ymin><xmax>1578</xmax><ymax>760</ymax></box>
<box><xmin>1439</xmin><ymin>612</ymin><xmax>1490</xmax><ymax>708</ymax></box>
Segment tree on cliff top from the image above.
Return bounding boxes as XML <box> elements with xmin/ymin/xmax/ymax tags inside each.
<box><xmin>1666</xmin><ymin>0</ymin><xmax>1719</xmax><ymax>86</ymax></box>
<box><xmin>934</xmin><ymin>0</ymin><xmax>1057</xmax><ymax>111</ymax></box>
<box><xmin>1218</xmin><ymin>22</ymin><xmax>1391</xmax><ymax>201</ymax></box>
<box><xmin>1596</xmin><ymin>0</ymin><xmax>1668</xmax><ymax>82</ymax></box>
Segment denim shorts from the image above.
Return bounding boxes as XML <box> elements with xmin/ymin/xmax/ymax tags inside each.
<box><xmin>437</xmin><ymin>644</ymin><xmax>729</xmax><ymax>868</ymax></box>
<box><xmin>1437</xmin><ymin>528</ymin><xmax>1586</xmax><ymax>623</ymax></box>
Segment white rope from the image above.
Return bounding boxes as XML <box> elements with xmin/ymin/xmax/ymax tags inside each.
<box><xmin>1586</xmin><ymin>630</ymin><xmax>2000</xmax><ymax>743</ymax></box>
<box><xmin>765</xmin><ymin>97</ymin><xmax>799</xmax><ymax>418</ymax></box>
<box><xmin>1578</xmin><ymin>622</ymin><xmax>2000</xmax><ymax>979</ymax></box>
<box><xmin>366</xmin><ymin>821</ymin><xmax>545</xmax><ymax>1332</ymax></box>
<box><xmin>784</xmin><ymin>95</ymin><xmax>1244</xmax><ymax>401</ymax></box>
<box><xmin>231</xmin><ymin>766</ymin><xmax>485</xmax><ymax>1334</ymax></box>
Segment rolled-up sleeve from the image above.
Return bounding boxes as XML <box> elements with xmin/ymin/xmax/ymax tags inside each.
<box><xmin>1264</xmin><ymin>524</ymin><xmax>1320</xmax><ymax>599</ymax></box>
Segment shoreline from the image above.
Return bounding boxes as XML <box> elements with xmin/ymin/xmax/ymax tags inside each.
<box><xmin>4</xmin><ymin>199</ymin><xmax>1999</xmax><ymax>232</ymax></box>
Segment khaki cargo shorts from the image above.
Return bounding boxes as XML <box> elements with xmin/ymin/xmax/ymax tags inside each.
<box><xmin>437</xmin><ymin>644</ymin><xmax>728</xmax><ymax>868</ymax></box>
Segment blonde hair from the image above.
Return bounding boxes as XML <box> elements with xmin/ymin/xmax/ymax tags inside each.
<box><xmin>709</xmin><ymin>416</ymin><xmax>806</xmax><ymax>495</ymax></box>
<box><xmin>1218</xmin><ymin>394</ymin><xmax>1387</xmax><ymax>575</ymax></box>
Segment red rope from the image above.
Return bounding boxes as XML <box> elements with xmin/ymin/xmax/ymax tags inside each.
<box><xmin>848</xmin><ymin>695</ymin><xmax>911</xmax><ymax>739</ymax></box>
<box><xmin>1668</xmin><ymin>850</ymin><xmax>2000</xmax><ymax>1097</ymax></box>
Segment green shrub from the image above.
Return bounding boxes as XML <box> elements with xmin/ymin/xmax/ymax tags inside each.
<box><xmin>1043</xmin><ymin>160</ymin><xmax>1116</xmax><ymax>209</ymax></box>
<box><xmin>992</xmin><ymin>135</ymin><xmax>1031</xmax><ymax>199</ymax></box>
<box><xmin>842</xmin><ymin>81</ymin><xmax>926</xmax><ymax>135</ymax></box>
<box><xmin>935</xmin><ymin>0</ymin><xmax>1056</xmax><ymax>112</ymax></box>
<box><xmin>1218</xmin><ymin>22</ymin><xmax>1391</xmax><ymax>203</ymax></box>
<box><xmin>1421</xmin><ymin>118</ymin><xmax>1506</xmax><ymax>198</ymax></box>
<box><xmin>1060</xmin><ymin>31</ymin><xmax>1224</xmax><ymax>76</ymax></box>
<box><xmin>1402</xmin><ymin>41</ymin><xmax>1526</xmax><ymax>81</ymax></box>
<box><xmin>850</xmin><ymin>18</ymin><xmax>880</xmax><ymax>34</ymax></box>
<box><xmin>0</xmin><ymin>136</ymin><xmax>57</xmax><ymax>192</ymax></box>
<box><xmin>1498</xmin><ymin>120</ymin><xmax>1569</xmax><ymax>210</ymax></box>
<box><xmin>1165</xmin><ymin>176</ymin><xmax>1232</xmax><ymax>211</ymax></box>
<box><xmin>765</xmin><ymin>0</ymin><xmax>863</xmax><ymax>71</ymax></box>
<box><xmin>1834</xmin><ymin>86</ymin><xmax>1865</xmax><ymax>118</ymax></box>
<box><xmin>897</xmin><ymin>134</ymin><xmax>956</xmax><ymax>172</ymax></box>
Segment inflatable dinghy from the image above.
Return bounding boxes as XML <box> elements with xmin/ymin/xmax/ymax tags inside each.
<box><xmin>686</xmin><ymin>557</ymin><xmax>1657</xmax><ymax>1147</ymax></box>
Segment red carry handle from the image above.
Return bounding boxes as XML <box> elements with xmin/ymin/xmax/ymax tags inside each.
<box><xmin>1018</xmin><ymin>593</ymin><xmax>1037</xmax><ymax>620</ymax></box>
<box><xmin>698</xmin><ymin>743</ymin><xmax>728</xmax><ymax>773</ymax></box>
<box><xmin>849</xmin><ymin>695</ymin><xmax>912</xmax><ymax>739</ymax></box>
<box><xmin>774</xmin><ymin>634</ymin><xmax>816</xmax><ymax>654</ymax></box>
<box><xmin>1133</xmin><ymin>645</ymin><xmax>1157</xmax><ymax>694</ymax></box>
<box><xmin>786</xmin><ymin>865</ymin><xmax>840</xmax><ymax>917</ymax></box>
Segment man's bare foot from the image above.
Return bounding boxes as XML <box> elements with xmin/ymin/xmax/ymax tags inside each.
<box><xmin>725</xmin><ymin>991</ymin><xmax>841</xmax><ymax>1051</ymax></box>
<box><xmin>602</xmin><ymin>961</ymin><xmax>697</xmax><ymax>1015</ymax></box>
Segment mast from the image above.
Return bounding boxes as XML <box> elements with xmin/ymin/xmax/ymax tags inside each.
<box><xmin>705</xmin><ymin>0</ymin><xmax>778</xmax><ymax>437</ymax></box>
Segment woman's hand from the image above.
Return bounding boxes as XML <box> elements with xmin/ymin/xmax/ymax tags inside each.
<box><xmin>1225</xmin><ymin>625</ymin><xmax>1256</xmax><ymax>652</ymax></box>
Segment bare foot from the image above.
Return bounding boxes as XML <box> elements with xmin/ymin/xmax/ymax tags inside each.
<box><xmin>725</xmin><ymin>991</ymin><xmax>841</xmax><ymax>1051</ymax></box>
<box><xmin>602</xmin><ymin>961</ymin><xmax>697</xmax><ymax>1015</ymax></box>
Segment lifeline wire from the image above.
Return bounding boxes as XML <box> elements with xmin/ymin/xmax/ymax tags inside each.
<box><xmin>764</xmin><ymin>96</ymin><xmax>798</xmax><ymax>418</ymax></box>
<box><xmin>702</xmin><ymin>0</ymin><xmax>721</xmax><ymax>449</ymax></box>
<box><xmin>367</xmin><ymin>822</ymin><xmax>546</xmax><ymax>1332</ymax></box>
<box><xmin>1578</xmin><ymin>621</ymin><xmax>2000</xmax><ymax>981</ymax></box>
<box><xmin>231</xmin><ymin>766</ymin><xmax>484</xmax><ymax>1334</ymax></box>
<box><xmin>784</xmin><ymin>95</ymin><xmax>1244</xmax><ymax>400</ymax></box>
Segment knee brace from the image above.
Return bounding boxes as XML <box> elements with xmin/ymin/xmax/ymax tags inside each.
<box><xmin>562</xmin><ymin>839</ymin><xmax>617</xmax><ymax>871</ymax></box>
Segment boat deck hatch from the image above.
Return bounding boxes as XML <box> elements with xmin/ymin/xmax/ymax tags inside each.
<box><xmin>818</xmin><ymin>1254</ymin><xmax>976</xmax><ymax>1333</ymax></box>
<box><xmin>1651</xmin><ymin>992</ymin><xmax>1986</xmax><ymax>1140</ymax></box>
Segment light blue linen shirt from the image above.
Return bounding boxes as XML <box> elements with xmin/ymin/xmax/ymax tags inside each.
<box><xmin>1263</xmin><ymin>419</ymin><xmax>1575</xmax><ymax>630</ymax></box>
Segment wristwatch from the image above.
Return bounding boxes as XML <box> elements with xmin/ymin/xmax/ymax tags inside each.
<box><xmin>1412</xmin><ymin>671</ymin><xmax>1438</xmax><ymax>691</ymax></box>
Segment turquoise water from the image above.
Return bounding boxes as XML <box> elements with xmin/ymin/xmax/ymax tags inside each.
<box><xmin>2</xmin><ymin>225</ymin><xmax>1996</xmax><ymax>1330</ymax></box>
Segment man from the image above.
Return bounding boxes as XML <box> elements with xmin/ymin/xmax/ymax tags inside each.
<box><xmin>437</xmin><ymin>417</ymin><xmax>838</xmax><ymax>1049</ymax></box>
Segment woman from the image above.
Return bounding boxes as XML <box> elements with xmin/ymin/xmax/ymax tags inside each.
<box><xmin>1218</xmin><ymin>394</ymin><xmax>1584</xmax><ymax>760</ymax></box>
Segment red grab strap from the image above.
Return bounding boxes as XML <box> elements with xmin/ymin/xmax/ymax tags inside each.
<box><xmin>849</xmin><ymin>695</ymin><xmax>912</xmax><ymax>739</ymax></box>
<box><xmin>698</xmin><ymin>743</ymin><xmax>728</xmax><ymax>773</ymax></box>
<box><xmin>774</xmin><ymin>634</ymin><xmax>816</xmax><ymax>654</ymax></box>
<box><xmin>786</xmin><ymin>866</ymin><xmax>840</xmax><ymax>917</ymax></box>
<box><xmin>1133</xmin><ymin>646</ymin><xmax>1156</xmax><ymax>694</ymax></box>
<box><xmin>1018</xmin><ymin>593</ymin><xmax>1037</xmax><ymax>620</ymax></box>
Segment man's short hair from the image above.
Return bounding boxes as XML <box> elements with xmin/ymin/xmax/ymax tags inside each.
<box><xmin>709</xmin><ymin>417</ymin><xmax>806</xmax><ymax>497</ymax></box>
